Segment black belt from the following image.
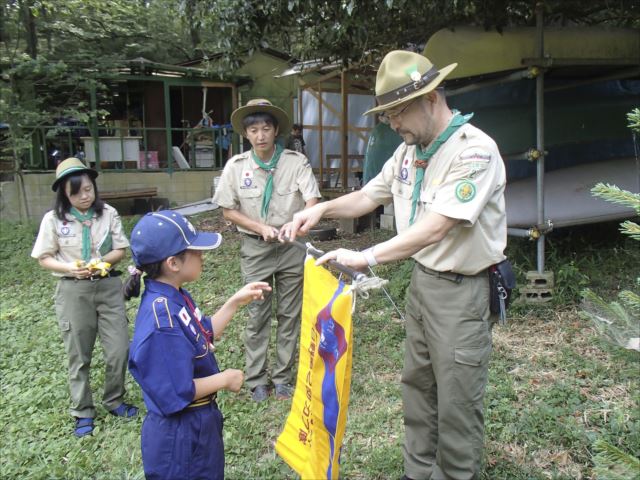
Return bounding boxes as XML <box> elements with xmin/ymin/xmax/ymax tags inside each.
<box><xmin>243</xmin><ymin>233</ymin><xmax>280</xmax><ymax>243</ymax></box>
<box><xmin>417</xmin><ymin>263</ymin><xmax>485</xmax><ymax>284</ymax></box>
<box><xmin>61</xmin><ymin>270</ymin><xmax>122</xmax><ymax>281</ymax></box>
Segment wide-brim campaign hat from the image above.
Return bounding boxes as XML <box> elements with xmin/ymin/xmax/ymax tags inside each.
<box><xmin>51</xmin><ymin>157</ymin><xmax>98</xmax><ymax>191</ymax></box>
<box><xmin>231</xmin><ymin>98</ymin><xmax>290</xmax><ymax>136</ymax></box>
<box><xmin>130</xmin><ymin>210</ymin><xmax>223</xmax><ymax>266</ymax></box>
<box><xmin>364</xmin><ymin>50</ymin><xmax>457</xmax><ymax>115</ymax></box>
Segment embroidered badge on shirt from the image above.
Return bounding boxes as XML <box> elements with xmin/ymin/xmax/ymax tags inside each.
<box><xmin>194</xmin><ymin>307</ymin><xmax>203</xmax><ymax>321</ymax></box>
<box><xmin>455</xmin><ymin>180</ymin><xmax>477</xmax><ymax>203</ymax></box>
<box><xmin>178</xmin><ymin>307</ymin><xmax>191</xmax><ymax>326</ymax></box>
<box><xmin>189</xmin><ymin>323</ymin><xmax>197</xmax><ymax>336</ymax></box>
<box><xmin>242</xmin><ymin>169</ymin><xmax>253</xmax><ymax>188</ymax></box>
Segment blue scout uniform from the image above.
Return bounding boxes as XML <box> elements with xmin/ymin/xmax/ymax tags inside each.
<box><xmin>129</xmin><ymin>278</ymin><xmax>224</xmax><ymax>480</ymax></box>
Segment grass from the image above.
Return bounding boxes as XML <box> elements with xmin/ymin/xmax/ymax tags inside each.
<box><xmin>0</xmin><ymin>213</ymin><xmax>638</xmax><ymax>479</ymax></box>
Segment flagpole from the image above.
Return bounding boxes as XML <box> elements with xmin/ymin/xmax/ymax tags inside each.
<box><xmin>287</xmin><ymin>238</ymin><xmax>367</xmax><ymax>282</ymax></box>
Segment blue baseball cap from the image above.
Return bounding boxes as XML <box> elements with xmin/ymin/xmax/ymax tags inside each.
<box><xmin>130</xmin><ymin>210</ymin><xmax>222</xmax><ymax>266</ymax></box>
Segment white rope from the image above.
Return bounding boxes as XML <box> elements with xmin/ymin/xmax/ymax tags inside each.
<box><xmin>349</xmin><ymin>273</ymin><xmax>389</xmax><ymax>313</ymax></box>
<box><xmin>299</xmin><ymin>240</ymin><xmax>395</xmax><ymax>314</ymax></box>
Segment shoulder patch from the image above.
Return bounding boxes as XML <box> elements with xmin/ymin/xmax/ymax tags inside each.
<box><xmin>459</xmin><ymin>146</ymin><xmax>492</xmax><ymax>162</ymax></box>
<box><xmin>455</xmin><ymin>180</ymin><xmax>477</xmax><ymax>203</ymax></box>
<box><xmin>458</xmin><ymin>146</ymin><xmax>492</xmax><ymax>178</ymax></box>
<box><xmin>152</xmin><ymin>297</ymin><xmax>174</xmax><ymax>329</ymax></box>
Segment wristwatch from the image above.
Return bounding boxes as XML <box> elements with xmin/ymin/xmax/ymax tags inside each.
<box><xmin>363</xmin><ymin>247</ymin><xmax>378</xmax><ymax>267</ymax></box>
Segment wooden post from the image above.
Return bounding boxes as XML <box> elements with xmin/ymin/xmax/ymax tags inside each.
<box><xmin>318</xmin><ymin>84</ymin><xmax>324</xmax><ymax>186</ymax></box>
<box><xmin>341</xmin><ymin>70</ymin><xmax>348</xmax><ymax>190</ymax></box>
<box><xmin>163</xmin><ymin>80</ymin><xmax>173</xmax><ymax>173</ymax></box>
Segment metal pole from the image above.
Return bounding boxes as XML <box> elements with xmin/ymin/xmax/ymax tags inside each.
<box><xmin>535</xmin><ymin>2</ymin><xmax>546</xmax><ymax>273</ymax></box>
<box><xmin>90</xmin><ymin>82</ymin><xmax>101</xmax><ymax>170</ymax></box>
<box><xmin>287</xmin><ymin>239</ymin><xmax>367</xmax><ymax>282</ymax></box>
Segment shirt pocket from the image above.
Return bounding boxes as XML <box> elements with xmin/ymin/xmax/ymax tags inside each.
<box><xmin>391</xmin><ymin>179</ymin><xmax>413</xmax><ymax>229</ymax></box>
<box><xmin>391</xmin><ymin>179</ymin><xmax>412</xmax><ymax>200</ymax></box>
<box><xmin>237</xmin><ymin>186</ymin><xmax>262</xmax><ymax>211</ymax></box>
<box><xmin>58</xmin><ymin>235</ymin><xmax>81</xmax><ymax>248</ymax></box>
<box><xmin>419</xmin><ymin>185</ymin><xmax>436</xmax><ymax>206</ymax></box>
<box><xmin>272</xmin><ymin>182</ymin><xmax>303</xmax><ymax>224</ymax></box>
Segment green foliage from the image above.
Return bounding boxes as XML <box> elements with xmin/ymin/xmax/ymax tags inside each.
<box><xmin>1</xmin><ymin>0</ymin><xmax>203</xmax><ymax>164</ymax></box>
<box><xmin>196</xmin><ymin>0</ymin><xmax>640</xmax><ymax>70</ymax></box>
<box><xmin>592</xmin><ymin>438</ymin><xmax>640</xmax><ymax>480</ymax></box>
<box><xmin>627</xmin><ymin>108</ymin><xmax>640</xmax><ymax>134</ymax></box>
<box><xmin>580</xmin><ymin>289</ymin><xmax>638</xmax><ymax>351</ymax></box>
<box><xmin>581</xmin><ymin>110</ymin><xmax>640</xmax><ymax>354</ymax></box>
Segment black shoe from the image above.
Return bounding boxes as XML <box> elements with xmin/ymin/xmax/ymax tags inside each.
<box><xmin>274</xmin><ymin>383</ymin><xmax>294</xmax><ymax>400</ymax></box>
<box><xmin>251</xmin><ymin>385</ymin><xmax>271</xmax><ymax>402</ymax></box>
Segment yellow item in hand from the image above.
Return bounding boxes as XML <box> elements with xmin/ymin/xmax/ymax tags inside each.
<box><xmin>76</xmin><ymin>259</ymin><xmax>112</xmax><ymax>276</ymax></box>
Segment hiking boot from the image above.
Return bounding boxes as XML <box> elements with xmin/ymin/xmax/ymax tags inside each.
<box><xmin>274</xmin><ymin>383</ymin><xmax>294</xmax><ymax>400</ymax></box>
<box><xmin>251</xmin><ymin>385</ymin><xmax>271</xmax><ymax>402</ymax></box>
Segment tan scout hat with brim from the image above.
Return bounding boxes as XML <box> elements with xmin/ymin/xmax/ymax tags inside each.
<box><xmin>231</xmin><ymin>98</ymin><xmax>290</xmax><ymax>136</ymax></box>
<box><xmin>52</xmin><ymin>157</ymin><xmax>98</xmax><ymax>191</ymax></box>
<box><xmin>364</xmin><ymin>50</ymin><xmax>457</xmax><ymax>115</ymax></box>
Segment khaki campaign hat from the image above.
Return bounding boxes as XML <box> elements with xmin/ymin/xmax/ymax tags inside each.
<box><xmin>364</xmin><ymin>50</ymin><xmax>457</xmax><ymax>115</ymax></box>
<box><xmin>51</xmin><ymin>157</ymin><xmax>98</xmax><ymax>191</ymax></box>
<box><xmin>231</xmin><ymin>98</ymin><xmax>291</xmax><ymax>136</ymax></box>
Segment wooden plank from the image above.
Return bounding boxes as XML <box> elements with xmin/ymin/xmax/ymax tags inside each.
<box><xmin>101</xmin><ymin>187</ymin><xmax>158</xmax><ymax>200</ymax></box>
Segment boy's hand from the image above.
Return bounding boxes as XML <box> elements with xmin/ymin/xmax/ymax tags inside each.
<box><xmin>68</xmin><ymin>262</ymin><xmax>91</xmax><ymax>279</ymax></box>
<box><xmin>223</xmin><ymin>369</ymin><xmax>244</xmax><ymax>393</ymax></box>
<box><xmin>232</xmin><ymin>282</ymin><xmax>272</xmax><ymax>306</ymax></box>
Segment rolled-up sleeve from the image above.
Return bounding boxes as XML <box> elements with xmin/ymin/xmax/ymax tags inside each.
<box><xmin>31</xmin><ymin>213</ymin><xmax>58</xmax><ymax>259</ymax></box>
<box><xmin>296</xmin><ymin>157</ymin><xmax>321</xmax><ymax>202</ymax></box>
<box><xmin>212</xmin><ymin>162</ymin><xmax>239</xmax><ymax>209</ymax></box>
<box><xmin>109</xmin><ymin>208</ymin><xmax>130</xmax><ymax>249</ymax></box>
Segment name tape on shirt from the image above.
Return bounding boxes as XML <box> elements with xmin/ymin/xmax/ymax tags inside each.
<box><xmin>178</xmin><ymin>307</ymin><xmax>190</xmax><ymax>326</ymax></box>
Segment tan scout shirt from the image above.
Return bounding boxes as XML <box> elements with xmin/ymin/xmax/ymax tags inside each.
<box><xmin>31</xmin><ymin>204</ymin><xmax>130</xmax><ymax>276</ymax></box>
<box><xmin>363</xmin><ymin>123</ymin><xmax>506</xmax><ymax>275</ymax></box>
<box><xmin>213</xmin><ymin>149</ymin><xmax>321</xmax><ymax>233</ymax></box>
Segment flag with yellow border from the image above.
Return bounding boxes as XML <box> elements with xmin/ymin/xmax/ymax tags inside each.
<box><xmin>275</xmin><ymin>257</ymin><xmax>354</xmax><ymax>479</ymax></box>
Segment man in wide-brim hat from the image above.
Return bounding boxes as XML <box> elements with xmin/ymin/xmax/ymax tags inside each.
<box><xmin>213</xmin><ymin>99</ymin><xmax>321</xmax><ymax>403</ymax></box>
<box><xmin>281</xmin><ymin>50</ymin><xmax>508</xmax><ymax>479</ymax></box>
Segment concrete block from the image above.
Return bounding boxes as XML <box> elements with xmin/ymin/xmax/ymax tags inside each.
<box><xmin>380</xmin><ymin>213</ymin><xmax>396</xmax><ymax>231</ymax></box>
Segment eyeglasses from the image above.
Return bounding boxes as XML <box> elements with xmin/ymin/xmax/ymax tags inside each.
<box><xmin>379</xmin><ymin>99</ymin><xmax>416</xmax><ymax>122</ymax></box>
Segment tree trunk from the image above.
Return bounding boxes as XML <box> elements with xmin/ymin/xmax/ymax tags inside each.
<box><xmin>19</xmin><ymin>0</ymin><xmax>38</xmax><ymax>59</ymax></box>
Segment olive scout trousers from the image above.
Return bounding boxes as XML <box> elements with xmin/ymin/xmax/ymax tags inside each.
<box><xmin>54</xmin><ymin>276</ymin><xmax>129</xmax><ymax>418</ymax></box>
<box><xmin>402</xmin><ymin>264</ymin><xmax>493</xmax><ymax>480</ymax></box>
<box><xmin>240</xmin><ymin>235</ymin><xmax>304</xmax><ymax>389</ymax></box>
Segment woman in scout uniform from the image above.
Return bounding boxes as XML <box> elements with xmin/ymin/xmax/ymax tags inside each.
<box><xmin>282</xmin><ymin>50</ymin><xmax>507</xmax><ymax>479</ymax></box>
<box><xmin>125</xmin><ymin>211</ymin><xmax>270</xmax><ymax>480</ymax></box>
<box><xmin>31</xmin><ymin>157</ymin><xmax>138</xmax><ymax>438</ymax></box>
<box><xmin>213</xmin><ymin>99</ymin><xmax>321</xmax><ymax>402</ymax></box>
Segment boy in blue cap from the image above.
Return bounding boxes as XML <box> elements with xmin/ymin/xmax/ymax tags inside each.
<box><xmin>125</xmin><ymin>211</ymin><xmax>270</xmax><ymax>480</ymax></box>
